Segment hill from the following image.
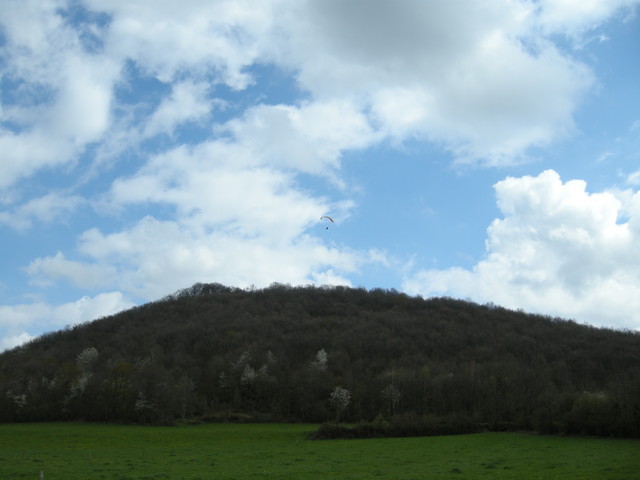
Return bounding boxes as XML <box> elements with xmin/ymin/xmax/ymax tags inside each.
<box><xmin>1</xmin><ymin>283</ymin><xmax>639</xmax><ymax>436</ymax></box>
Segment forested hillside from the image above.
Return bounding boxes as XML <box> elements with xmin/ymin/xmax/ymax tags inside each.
<box><xmin>2</xmin><ymin>283</ymin><xmax>640</xmax><ymax>436</ymax></box>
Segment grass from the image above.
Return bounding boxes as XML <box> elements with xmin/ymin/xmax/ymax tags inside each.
<box><xmin>1</xmin><ymin>423</ymin><xmax>639</xmax><ymax>479</ymax></box>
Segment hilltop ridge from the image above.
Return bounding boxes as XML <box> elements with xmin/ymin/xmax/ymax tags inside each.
<box><xmin>1</xmin><ymin>283</ymin><xmax>639</xmax><ymax>436</ymax></box>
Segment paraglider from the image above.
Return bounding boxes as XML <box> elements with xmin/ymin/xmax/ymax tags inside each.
<box><xmin>320</xmin><ymin>216</ymin><xmax>334</xmax><ymax>229</ymax></box>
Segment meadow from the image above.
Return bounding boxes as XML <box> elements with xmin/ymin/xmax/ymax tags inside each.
<box><xmin>1</xmin><ymin>423</ymin><xmax>639</xmax><ymax>480</ymax></box>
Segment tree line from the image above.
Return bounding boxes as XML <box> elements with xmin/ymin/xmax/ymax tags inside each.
<box><xmin>1</xmin><ymin>283</ymin><xmax>639</xmax><ymax>437</ymax></box>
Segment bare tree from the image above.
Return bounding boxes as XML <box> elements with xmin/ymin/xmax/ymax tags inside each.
<box><xmin>382</xmin><ymin>383</ymin><xmax>401</xmax><ymax>417</ymax></box>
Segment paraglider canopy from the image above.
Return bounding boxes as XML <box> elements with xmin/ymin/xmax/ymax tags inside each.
<box><xmin>320</xmin><ymin>216</ymin><xmax>334</xmax><ymax>229</ymax></box>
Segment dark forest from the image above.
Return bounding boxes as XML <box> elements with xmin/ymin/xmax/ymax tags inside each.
<box><xmin>2</xmin><ymin>283</ymin><xmax>639</xmax><ymax>437</ymax></box>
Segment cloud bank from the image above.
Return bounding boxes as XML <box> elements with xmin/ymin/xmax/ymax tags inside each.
<box><xmin>404</xmin><ymin>170</ymin><xmax>640</xmax><ymax>330</ymax></box>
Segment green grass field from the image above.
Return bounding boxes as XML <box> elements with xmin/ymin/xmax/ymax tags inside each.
<box><xmin>1</xmin><ymin>423</ymin><xmax>638</xmax><ymax>479</ymax></box>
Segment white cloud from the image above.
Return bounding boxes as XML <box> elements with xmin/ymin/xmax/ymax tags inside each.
<box><xmin>220</xmin><ymin>100</ymin><xmax>379</xmax><ymax>174</ymax></box>
<box><xmin>48</xmin><ymin>55</ymin><xmax>116</xmax><ymax>143</ymax></box>
<box><xmin>0</xmin><ymin>303</ymin><xmax>50</xmax><ymax>331</ymax></box>
<box><xmin>67</xmin><ymin>98</ymin><xmax>374</xmax><ymax>300</ymax></box>
<box><xmin>0</xmin><ymin>332</ymin><xmax>34</xmax><ymax>352</ymax></box>
<box><xmin>67</xmin><ymin>215</ymin><xmax>365</xmax><ymax>300</ymax></box>
<box><xmin>143</xmin><ymin>80</ymin><xmax>214</xmax><ymax>138</ymax></box>
<box><xmin>0</xmin><ymin>192</ymin><xmax>83</xmax><ymax>230</ymax></box>
<box><xmin>108</xmin><ymin>145</ymin><xmax>328</xmax><ymax>235</ymax></box>
<box><xmin>270</xmin><ymin>0</ymin><xmax>596</xmax><ymax>164</ymax></box>
<box><xmin>536</xmin><ymin>0</ymin><xmax>640</xmax><ymax>36</ymax></box>
<box><xmin>0</xmin><ymin>1</ymin><xmax>119</xmax><ymax>189</ymax></box>
<box><xmin>627</xmin><ymin>170</ymin><xmax>640</xmax><ymax>186</ymax></box>
<box><xmin>89</xmin><ymin>0</ymin><xmax>280</xmax><ymax>86</ymax></box>
<box><xmin>25</xmin><ymin>251</ymin><xmax>117</xmax><ymax>289</ymax></box>
<box><xmin>0</xmin><ymin>130</ymin><xmax>75</xmax><ymax>190</ymax></box>
<box><xmin>0</xmin><ymin>292</ymin><xmax>135</xmax><ymax>351</ymax></box>
<box><xmin>5</xmin><ymin>0</ymin><xmax>601</xmax><ymax>171</ymax></box>
<box><xmin>2</xmin><ymin>0</ymin><xmax>631</xmax><ymax>192</ymax></box>
<box><xmin>11</xmin><ymin>95</ymin><xmax>374</xmax><ymax>300</ymax></box>
<box><xmin>51</xmin><ymin>292</ymin><xmax>134</xmax><ymax>326</ymax></box>
<box><xmin>0</xmin><ymin>0</ymin><xmax>67</xmax><ymax>65</ymax></box>
<box><xmin>404</xmin><ymin>170</ymin><xmax>640</xmax><ymax>330</ymax></box>
<box><xmin>436</xmin><ymin>39</ymin><xmax>591</xmax><ymax>163</ymax></box>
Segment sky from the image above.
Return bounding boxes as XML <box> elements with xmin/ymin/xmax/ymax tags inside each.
<box><xmin>1</xmin><ymin>0</ymin><xmax>640</xmax><ymax>351</ymax></box>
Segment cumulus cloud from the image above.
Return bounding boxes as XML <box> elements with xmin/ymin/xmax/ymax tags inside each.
<box><xmin>0</xmin><ymin>292</ymin><xmax>135</xmax><ymax>352</ymax></box>
<box><xmin>25</xmin><ymin>251</ymin><xmax>117</xmax><ymax>288</ymax></box>
<box><xmin>0</xmin><ymin>130</ymin><xmax>73</xmax><ymax>190</ymax></box>
<box><xmin>275</xmin><ymin>0</ymin><xmax>595</xmax><ymax>163</ymax></box>
<box><xmin>66</xmin><ymin>216</ymin><xmax>364</xmax><ymax>300</ymax></box>
<box><xmin>62</xmin><ymin>112</ymin><xmax>373</xmax><ymax>300</ymax></box>
<box><xmin>47</xmin><ymin>55</ymin><xmax>116</xmax><ymax>143</ymax></box>
<box><xmin>404</xmin><ymin>170</ymin><xmax>640</xmax><ymax>330</ymax></box>
<box><xmin>25</xmin><ymin>111</ymin><xmax>365</xmax><ymax>298</ymax></box>
<box><xmin>0</xmin><ymin>0</ymin><xmax>118</xmax><ymax>189</ymax></box>
<box><xmin>87</xmin><ymin>0</ymin><xmax>279</xmax><ymax>86</ymax></box>
<box><xmin>1</xmin><ymin>0</ymin><xmax>632</xmax><ymax>191</ymax></box>
<box><xmin>53</xmin><ymin>291</ymin><xmax>135</xmax><ymax>325</ymax></box>
<box><xmin>108</xmin><ymin>145</ymin><xmax>329</xmax><ymax>233</ymax></box>
<box><xmin>219</xmin><ymin>100</ymin><xmax>379</xmax><ymax>174</ymax></box>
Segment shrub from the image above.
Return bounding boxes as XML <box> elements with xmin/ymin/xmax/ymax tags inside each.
<box><xmin>310</xmin><ymin>414</ymin><xmax>481</xmax><ymax>439</ymax></box>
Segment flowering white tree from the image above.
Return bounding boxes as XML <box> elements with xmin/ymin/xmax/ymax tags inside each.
<box><xmin>232</xmin><ymin>351</ymin><xmax>252</xmax><ymax>371</ymax></box>
<box><xmin>311</xmin><ymin>348</ymin><xmax>328</xmax><ymax>371</ymax></box>
<box><xmin>76</xmin><ymin>347</ymin><xmax>99</xmax><ymax>372</ymax></box>
<box><xmin>70</xmin><ymin>347</ymin><xmax>99</xmax><ymax>397</ymax></box>
<box><xmin>240</xmin><ymin>364</ymin><xmax>257</xmax><ymax>384</ymax></box>
<box><xmin>329</xmin><ymin>386</ymin><xmax>351</xmax><ymax>422</ymax></box>
<box><xmin>135</xmin><ymin>391</ymin><xmax>155</xmax><ymax>423</ymax></box>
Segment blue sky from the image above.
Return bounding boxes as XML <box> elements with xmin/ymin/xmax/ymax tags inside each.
<box><xmin>1</xmin><ymin>0</ymin><xmax>640</xmax><ymax>350</ymax></box>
